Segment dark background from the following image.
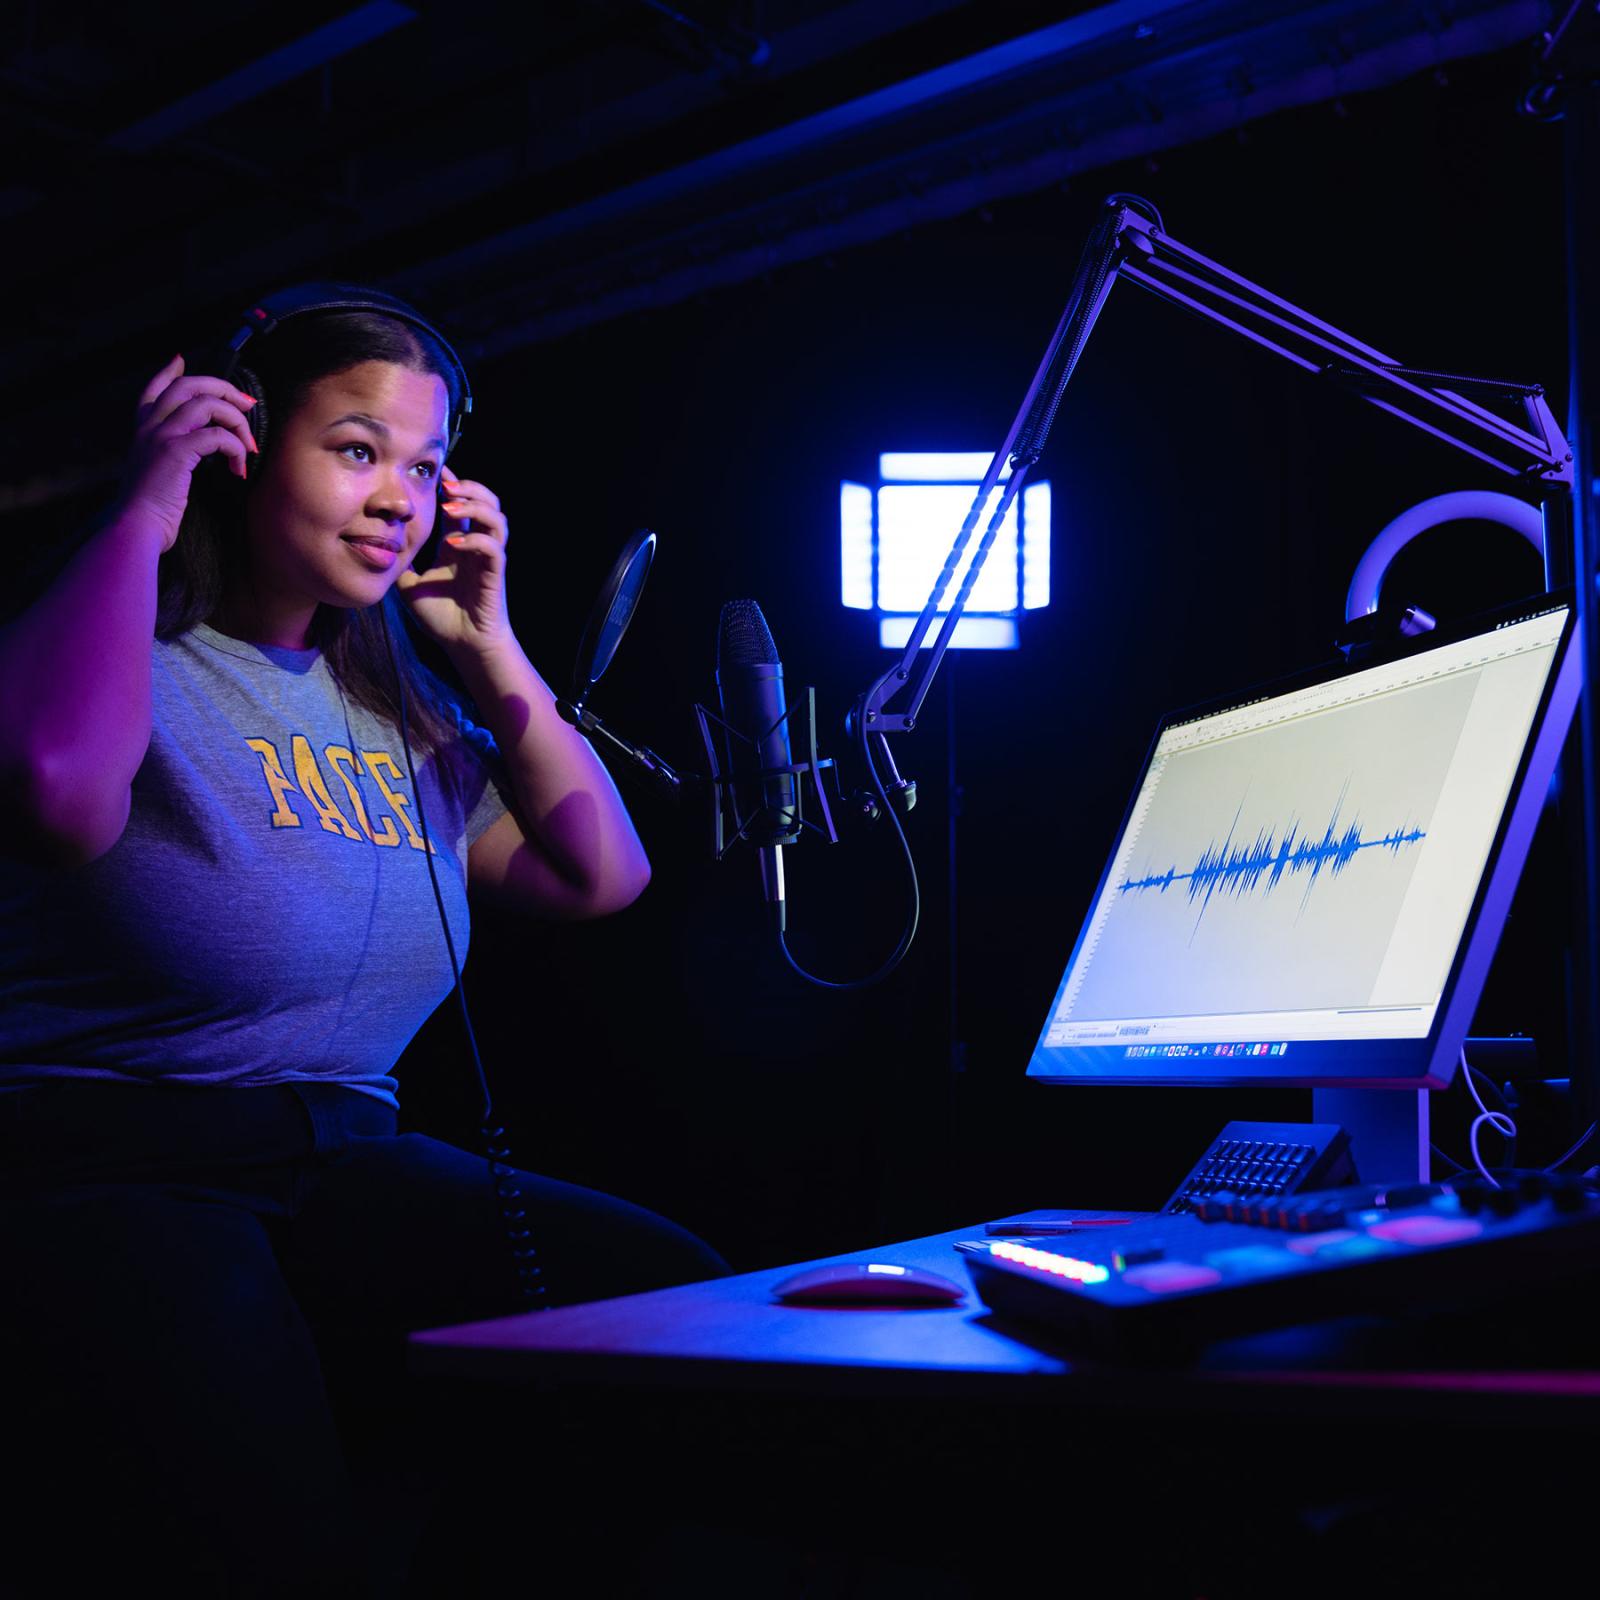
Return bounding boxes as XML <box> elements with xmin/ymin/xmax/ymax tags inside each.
<box><xmin>4</xmin><ymin>4</ymin><xmax>1579</xmax><ymax>1270</ymax></box>
<box><xmin>428</xmin><ymin>45</ymin><xmax>1573</xmax><ymax>1266</ymax></box>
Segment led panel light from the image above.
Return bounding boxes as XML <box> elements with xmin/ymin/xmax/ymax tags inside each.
<box><xmin>839</xmin><ymin>452</ymin><xmax>1050</xmax><ymax>650</ymax></box>
<box><xmin>877</xmin><ymin>485</ymin><xmax>1018</xmax><ymax>614</ymax></box>
<box><xmin>840</xmin><ymin>482</ymin><xmax>874</xmax><ymax>609</ymax></box>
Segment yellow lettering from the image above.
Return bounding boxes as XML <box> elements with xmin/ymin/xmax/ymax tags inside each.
<box><xmin>244</xmin><ymin>739</ymin><xmax>303</xmax><ymax>828</ymax></box>
<box><xmin>291</xmin><ymin>736</ymin><xmax>362</xmax><ymax>840</ymax></box>
<box><xmin>325</xmin><ymin>745</ymin><xmax>399</xmax><ymax>846</ymax></box>
<box><xmin>361</xmin><ymin>751</ymin><xmax>433</xmax><ymax>853</ymax></box>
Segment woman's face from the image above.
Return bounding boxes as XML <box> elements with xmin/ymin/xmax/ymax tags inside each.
<box><xmin>236</xmin><ymin>359</ymin><xmax>450</xmax><ymax>646</ymax></box>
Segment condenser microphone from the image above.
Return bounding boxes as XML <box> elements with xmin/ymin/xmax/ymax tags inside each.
<box><xmin>717</xmin><ymin>600</ymin><xmax>801</xmax><ymax>924</ymax></box>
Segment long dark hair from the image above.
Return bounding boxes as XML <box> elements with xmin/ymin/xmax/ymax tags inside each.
<box><xmin>155</xmin><ymin>299</ymin><xmax>466</xmax><ymax>755</ymax></box>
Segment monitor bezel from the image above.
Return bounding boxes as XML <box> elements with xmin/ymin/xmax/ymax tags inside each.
<box><xmin>1025</xmin><ymin>588</ymin><xmax>1579</xmax><ymax>1091</ymax></box>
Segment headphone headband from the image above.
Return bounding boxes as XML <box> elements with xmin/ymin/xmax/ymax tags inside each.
<box><xmin>220</xmin><ymin>281</ymin><xmax>473</xmax><ymax>459</ymax></box>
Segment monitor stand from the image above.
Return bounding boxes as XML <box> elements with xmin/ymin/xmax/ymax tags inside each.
<box><xmin>1312</xmin><ymin>1088</ymin><xmax>1429</xmax><ymax>1183</ymax></box>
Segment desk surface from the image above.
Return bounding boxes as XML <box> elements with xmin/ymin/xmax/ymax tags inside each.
<box><xmin>407</xmin><ymin>1213</ymin><xmax>1600</xmax><ymax>1422</ymax></box>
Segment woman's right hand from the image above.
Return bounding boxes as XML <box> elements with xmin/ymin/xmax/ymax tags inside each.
<box><xmin>116</xmin><ymin>354</ymin><xmax>261</xmax><ymax>552</ymax></box>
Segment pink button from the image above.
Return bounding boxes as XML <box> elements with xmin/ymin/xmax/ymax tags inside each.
<box><xmin>1368</xmin><ymin>1216</ymin><xmax>1484</xmax><ymax>1246</ymax></box>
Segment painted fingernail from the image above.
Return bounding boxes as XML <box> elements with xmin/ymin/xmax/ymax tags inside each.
<box><xmin>239</xmin><ymin>395</ymin><xmax>257</xmax><ymax>407</ymax></box>
<box><xmin>445</xmin><ymin>534</ymin><xmax>466</xmax><ymax>545</ymax></box>
<box><xmin>442</xmin><ymin>500</ymin><xmax>463</xmax><ymax>511</ymax></box>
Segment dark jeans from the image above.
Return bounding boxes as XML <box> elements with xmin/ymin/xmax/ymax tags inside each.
<box><xmin>0</xmin><ymin>1081</ymin><xmax>729</xmax><ymax>1599</ymax></box>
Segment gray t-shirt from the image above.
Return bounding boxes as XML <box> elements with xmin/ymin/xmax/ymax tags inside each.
<box><xmin>0</xmin><ymin>622</ymin><xmax>514</xmax><ymax>1108</ymax></box>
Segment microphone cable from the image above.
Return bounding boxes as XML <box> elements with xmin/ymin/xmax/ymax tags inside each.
<box><xmin>775</xmin><ymin>702</ymin><xmax>920</xmax><ymax>991</ymax></box>
<box><xmin>379</xmin><ymin>601</ymin><xmax>548</xmax><ymax>1311</ymax></box>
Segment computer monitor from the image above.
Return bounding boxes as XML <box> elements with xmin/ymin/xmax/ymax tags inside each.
<box><xmin>1027</xmin><ymin>592</ymin><xmax>1579</xmax><ymax>1110</ymax></box>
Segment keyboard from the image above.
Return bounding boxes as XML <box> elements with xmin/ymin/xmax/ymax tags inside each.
<box><xmin>959</xmin><ymin>1172</ymin><xmax>1600</xmax><ymax>1360</ymax></box>
<box><xmin>1159</xmin><ymin>1120</ymin><xmax>1354</xmax><ymax>1215</ymax></box>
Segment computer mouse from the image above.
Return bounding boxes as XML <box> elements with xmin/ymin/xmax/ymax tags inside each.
<box><xmin>771</xmin><ymin>1262</ymin><xmax>967</xmax><ymax>1307</ymax></box>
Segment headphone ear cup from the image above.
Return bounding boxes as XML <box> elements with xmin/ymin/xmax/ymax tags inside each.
<box><xmin>234</xmin><ymin>364</ymin><xmax>268</xmax><ymax>478</ymax></box>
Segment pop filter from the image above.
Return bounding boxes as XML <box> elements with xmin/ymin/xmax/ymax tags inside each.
<box><xmin>571</xmin><ymin>528</ymin><xmax>656</xmax><ymax>712</ymax></box>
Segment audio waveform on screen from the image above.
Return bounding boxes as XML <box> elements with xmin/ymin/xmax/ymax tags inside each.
<box><xmin>1120</xmin><ymin>783</ymin><xmax>1426</xmax><ymax>926</ymax></box>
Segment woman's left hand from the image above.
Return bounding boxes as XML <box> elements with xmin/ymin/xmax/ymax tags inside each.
<box><xmin>395</xmin><ymin>470</ymin><xmax>514</xmax><ymax>660</ymax></box>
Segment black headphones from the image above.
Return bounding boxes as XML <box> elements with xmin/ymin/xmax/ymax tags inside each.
<box><xmin>210</xmin><ymin>281</ymin><xmax>473</xmax><ymax>478</ymax></box>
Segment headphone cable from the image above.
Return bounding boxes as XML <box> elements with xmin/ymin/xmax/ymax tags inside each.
<box><xmin>379</xmin><ymin>602</ymin><xmax>548</xmax><ymax>1310</ymax></box>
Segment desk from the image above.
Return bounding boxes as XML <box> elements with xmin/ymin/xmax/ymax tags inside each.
<box><xmin>409</xmin><ymin>1213</ymin><xmax>1600</xmax><ymax>1418</ymax></box>
<box><xmin>404</xmin><ymin>1215</ymin><xmax>1599</xmax><ymax>1596</ymax></box>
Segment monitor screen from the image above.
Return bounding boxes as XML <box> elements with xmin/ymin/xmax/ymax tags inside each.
<box><xmin>1027</xmin><ymin>593</ymin><xmax>1578</xmax><ymax>1089</ymax></box>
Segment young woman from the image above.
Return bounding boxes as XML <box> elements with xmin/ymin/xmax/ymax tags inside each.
<box><xmin>0</xmin><ymin>290</ymin><xmax>727</xmax><ymax>1597</ymax></box>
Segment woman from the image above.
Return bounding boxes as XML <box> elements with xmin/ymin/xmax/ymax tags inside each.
<box><xmin>0</xmin><ymin>290</ymin><xmax>727</xmax><ymax>1596</ymax></box>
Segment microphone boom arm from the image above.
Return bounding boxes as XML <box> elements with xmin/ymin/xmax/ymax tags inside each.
<box><xmin>855</xmin><ymin>195</ymin><xmax>1574</xmax><ymax>737</ymax></box>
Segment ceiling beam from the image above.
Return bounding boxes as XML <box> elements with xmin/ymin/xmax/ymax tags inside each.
<box><xmin>402</xmin><ymin>0</ymin><xmax>1546</xmax><ymax>358</ymax></box>
<box><xmin>106</xmin><ymin>2</ymin><xmax>418</xmax><ymax>154</ymax></box>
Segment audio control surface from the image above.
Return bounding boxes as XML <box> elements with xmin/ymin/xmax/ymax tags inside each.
<box><xmin>959</xmin><ymin>1173</ymin><xmax>1600</xmax><ymax>1360</ymax></box>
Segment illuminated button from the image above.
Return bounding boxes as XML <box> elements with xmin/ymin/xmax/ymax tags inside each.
<box><xmin>991</xmin><ymin>1242</ymin><xmax>1110</xmax><ymax>1285</ymax></box>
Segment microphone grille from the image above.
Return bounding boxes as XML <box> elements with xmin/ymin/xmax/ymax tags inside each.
<box><xmin>718</xmin><ymin>599</ymin><xmax>778</xmax><ymax>668</ymax></box>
